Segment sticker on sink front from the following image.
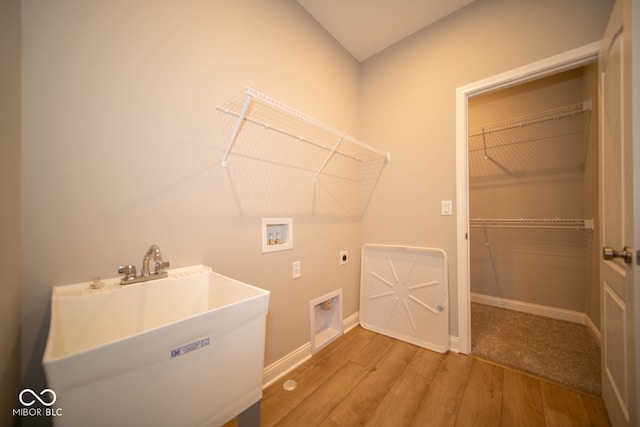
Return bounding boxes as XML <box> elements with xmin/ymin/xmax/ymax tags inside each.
<box><xmin>170</xmin><ymin>337</ymin><xmax>210</xmax><ymax>359</ymax></box>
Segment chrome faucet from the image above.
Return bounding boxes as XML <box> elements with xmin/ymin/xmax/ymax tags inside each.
<box><xmin>142</xmin><ymin>244</ymin><xmax>169</xmax><ymax>276</ymax></box>
<box><xmin>118</xmin><ymin>244</ymin><xmax>170</xmax><ymax>285</ymax></box>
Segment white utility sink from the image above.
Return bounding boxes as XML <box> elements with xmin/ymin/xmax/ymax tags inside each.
<box><xmin>43</xmin><ymin>264</ymin><xmax>270</xmax><ymax>427</ymax></box>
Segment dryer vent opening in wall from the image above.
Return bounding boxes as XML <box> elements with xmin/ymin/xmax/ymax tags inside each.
<box><xmin>310</xmin><ymin>289</ymin><xmax>343</xmax><ymax>353</ymax></box>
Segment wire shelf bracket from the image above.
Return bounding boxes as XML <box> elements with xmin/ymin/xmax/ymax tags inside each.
<box><xmin>217</xmin><ymin>87</ymin><xmax>390</xmax><ymax>179</ymax></box>
<box><xmin>220</xmin><ymin>91</ymin><xmax>253</xmax><ymax>168</ymax></box>
<box><xmin>314</xmin><ymin>136</ymin><xmax>343</xmax><ymax>183</ymax></box>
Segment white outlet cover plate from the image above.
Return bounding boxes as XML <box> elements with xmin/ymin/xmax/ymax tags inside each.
<box><xmin>441</xmin><ymin>200</ymin><xmax>452</xmax><ymax>216</ymax></box>
<box><xmin>292</xmin><ymin>261</ymin><xmax>301</xmax><ymax>279</ymax></box>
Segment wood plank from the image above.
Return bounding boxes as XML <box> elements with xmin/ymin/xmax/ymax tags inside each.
<box><xmin>500</xmin><ymin>368</ymin><xmax>545</xmax><ymax>427</ymax></box>
<box><xmin>261</xmin><ymin>361</ymin><xmax>340</xmax><ymax>425</ymax></box>
<box><xmin>349</xmin><ymin>332</ymin><xmax>396</xmax><ymax>369</ymax></box>
<box><xmin>221</xmin><ymin>418</ymin><xmax>237</xmax><ymax>427</ymax></box>
<box><xmin>580</xmin><ymin>393</ymin><xmax>612</xmax><ymax>427</ymax></box>
<box><xmin>408</xmin><ymin>347</ymin><xmax>445</xmax><ymax>378</ymax></box>
<box><xmin>261</xmin><ymin>326</ymin><xmax>372</xmax><ymax>426</ymax></box>
<box><xmin>317</xmin><ymin>418</ymin><xmax>340</xmax><ymax>427</ymax></box>
<box><xmin>540</xmin><ymin>381</ymin><xmax>591</xmax><ymax>426</ymax></box>
<box><xmin>329</xmin><ymin>338</ymin><xmax>418</xmax><ymax>426</ymax></box>
<box><xmin>364</xmin><ymin>362</ymin><xmax>432</xmax><ymax>427</ymax></box>
<box><xmin>455</xmin><ymin>358</ymin><xmax>503</xmax><ymax>427</ymax></box>
<box><xmin>274</xmin><ymin>361</ymin><xmax>368</xmax><ymax>426</ymax></box>
<box><xmin>409</xmin><ymin>352</ymin><xmax>474</xmax><ymax>426</ymax></box>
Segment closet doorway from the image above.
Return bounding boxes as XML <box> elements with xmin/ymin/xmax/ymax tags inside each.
<box><xmin>466</xmin><ymin>66</ymin><xmax>601</xmax><ymax>393</ymax></box>
<box><xmin>454</xmin><ymin>42</ymin><xmax>601</xmax><ymax>388</ymax></box>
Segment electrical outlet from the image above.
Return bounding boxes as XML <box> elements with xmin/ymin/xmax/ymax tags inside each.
<box><xmin>339</xmin><ymin>251</ymin><xmax>348</xmax><ymax>265</ymax></box>
<box><xmin>292</xmin><ymin>261</ymin><xmax>301</xmax><ymax>279</ymax></box>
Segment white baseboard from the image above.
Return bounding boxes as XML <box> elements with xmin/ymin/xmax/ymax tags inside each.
<box><xmin>262</xmin><ymin>312</ymin><xmax>360</xmax><ymax>389</ymax></box>
<box><xmin>585</xmin><ymin>315</ymin><xmax>602</xmax><ymax>345</ymax></box>
<box><xmin>448</xmin><ymin>335</ymin><xmax>460</xmax><ymax>353</ymax></box>
<box><xmin>471</xmin><ymin>292</ymin><xmax>588</xmax><ymax>324</ymax></box>
<box><xmin>343</xmin><ymin>311</ymin><xmax>360</xmax><ymax>333</ymax></box>
<box><xmin>262</xmin><ymin>342</ymin><xmax>312</xmax><ymax>389</ymax></box>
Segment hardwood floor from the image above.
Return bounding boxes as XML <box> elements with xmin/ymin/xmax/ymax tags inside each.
<box><xmin>225</xmin><ymin>326</ymin><xmax>610</xmax><ymax>426</ymax></box>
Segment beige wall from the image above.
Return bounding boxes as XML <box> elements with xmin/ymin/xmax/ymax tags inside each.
<box><xmin>21</xmin><ymin>0</ymin><xmax>362</xmax><ymax>394</ymax></box>
<box><xmin>1</xmin><ymin>0</ymin><xmax>22</xmax><ymax>421</ymax></box>
<box><xmin>360</xmin><ymin>0</ymin><xmax>613</xmax><ymax>337</ymax></box>
<box><xmin>467</xmin><ymin>69</ymin><xmax>593</xmax><ymax>313</ymax></box>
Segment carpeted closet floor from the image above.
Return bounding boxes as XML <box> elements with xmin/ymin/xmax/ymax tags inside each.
<box><xmin>471</xmin><ymin>303</ymin><xmax>601</xmax><ymax>395</ymax></box>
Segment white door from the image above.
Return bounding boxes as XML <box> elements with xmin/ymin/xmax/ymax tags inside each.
<box><xmin>599</xmin><ymin>0</ymin><xmax>638</xmax><ymax>425</ymax></box>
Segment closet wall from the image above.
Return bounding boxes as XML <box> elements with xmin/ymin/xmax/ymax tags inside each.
<box><xmin>468</xmin><ymin>65</ymin><xmax>599</xmax><ymax>324</ymax></box>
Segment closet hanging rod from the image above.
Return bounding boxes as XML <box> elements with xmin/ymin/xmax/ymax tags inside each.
<box><xmin>470</xmin><ymin>218</ymin><xmax>593</xmax><ymax>230</ymax></box>
<box><xmin>469</xmin><ymin>100</ymin><xmax>592</xmax><ymax>138</ymax></box>
<box><xmin>217</xmin><ymin>87</ymin><xmax>390</xmax><ymax>170</ymax></box>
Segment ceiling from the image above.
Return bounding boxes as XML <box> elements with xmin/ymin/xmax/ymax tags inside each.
<box><xmin>296</xmin><ymin>0</ymin><xmax>477</xmax><ymax>62</ymax></box>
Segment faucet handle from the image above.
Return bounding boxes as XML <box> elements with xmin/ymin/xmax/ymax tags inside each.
<box><xmin>155</xmin><ymin>261</ymin><xmax>170</xmax><ymax>274</ymax></box>
<box><xmin>118</xmin><ymin>264</ymin><xmax>137</xmax><ymax>281</ymax></box>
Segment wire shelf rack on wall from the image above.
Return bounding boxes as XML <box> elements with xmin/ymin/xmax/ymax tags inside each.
<box><xmin>469</xmin><ymin>101</ymin><xmax>592</xmax><ymax>139</ymax></box>
<box><xmin>470</xmin><ymin>218</ymin><xmax>594</xmax><ymax>230</ymax></box>
<box><xmin>468</xmin><ymin>101</ymin><xmax>592</xmax><ymax>181</ymax></box>
<box><xmin>216</xmin><ymin>87</ymin><xmax>390</xmax><ymax>182</ymax></box>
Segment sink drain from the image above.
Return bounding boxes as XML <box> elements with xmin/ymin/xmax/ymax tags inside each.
<box><xmin>283</xmin><ymin>379</ymin><xmax>298</xmax><ymax>391</ymax></box>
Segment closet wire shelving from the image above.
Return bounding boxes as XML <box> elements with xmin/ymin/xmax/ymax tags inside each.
<box><xmin>468</xmin><ymin>101</ymin><xmax>592</xmax><ymax>140</ymax></box>
<box><xmin>469</xmin><ymin>218</ymin><xmax>594</xmax><ymax>230</ymax></box>
<box><xmin>216</xmin><ymin>87</ymin><xmax>390</xmax><ymax>182</ymax></box>
<box><xmin>468</xmin><ymin>101</ymin><xmax>592</xmax><ymax>182</ymax></box>
<box><xmin>467</xmin><ymin>92</ymin><xmax>599</xmax><ymax>393</ymax></box>
<box><xmin>468</xmin><ymin>100</ymin><xmax>594</xmax><ymax>235</ymax></box>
